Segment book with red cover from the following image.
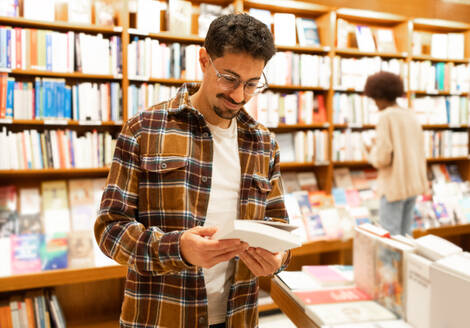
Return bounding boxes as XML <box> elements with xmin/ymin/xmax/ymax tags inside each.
<box><xmin>293</xmin><ymin>286</ymin><xmax>371</xmax><ymax>305</ymax></box>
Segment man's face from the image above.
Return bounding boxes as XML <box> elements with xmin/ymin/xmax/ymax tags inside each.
<box><xmin>204</xmin><ymin>51</ymin><xmax>265</xmax><ymax>121</ymax></box>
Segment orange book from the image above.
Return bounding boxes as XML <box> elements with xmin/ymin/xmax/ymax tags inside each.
<box><xmin>30</xmin><ymin>29</ymin><xmax>38</xmax><ymax>69</ymax></box>
<box><xmin>0</xmin><ymin>299</ymin><xmax>13</xmax><ymax>328</ymax></box>
<box><xmin>313</xmin><ymin>94</ymin><xmax>327</xmax><ymax>123</ymax></box>
<box><xmin>56</xmin><ymin>130</ymin><xmax>66</xmax><ymax>169</ymax></box>
<box><xmin>14</xmin><ymin>27</ymin><xmax>21</xmax><ymax>69</ymax></box>
<box><xmin>24</xmin><ymin>294</ymin><xmax>36</xmax><ymax>328</ymax></box>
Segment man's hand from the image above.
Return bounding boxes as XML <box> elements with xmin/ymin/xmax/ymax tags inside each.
<box><xmin>180</xmin><ymin>226</ymin><xmax>248</xmax><ymax>268</ymax></box>
<box><xmin>239</xmin><ymin>247</ymin><xmax>285</xmax><ymax>277</ymax></box>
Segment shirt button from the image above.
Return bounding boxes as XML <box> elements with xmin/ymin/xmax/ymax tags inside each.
<box><xmin>198</xmin><ymin>316</ymin><xmax>206</xmax><ymax>324</ymax></box>
<box><xmin>202</xmin><ymin>132</ymin><xmax>209</xmax><ymax>138</ymax></box>
<box><xmin>201</xmin><ymin>176</ymin><xmax>207</xmax><ymax>183</ymax></box>
<box><xmin>160</xmin><ymin>163</ymin><xmax>167</xmax><ymax>169</ymax></box>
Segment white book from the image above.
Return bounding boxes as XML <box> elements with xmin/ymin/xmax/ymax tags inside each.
<box><xmin>406</xmin><ymin>253</ymin><xmax>432</xmax><ymax>328</ymax></box>
<box><xmin>273</xmin><ymin>13</ymin><xmax>296</xmax><ymax>46</ymax></box>
<box><xmin>212</xmin><ymin>220</ymin><xmax>301</xmax><ymax>253</ymax></box>
<box><xmin>23</xmin><ymin>0</ymin><xmax>54</xmax><ymax>21</ymax></box>
<box><xmin>322</xmin><ymin>320</ymin><xmax>413</xmax><ymax>327</ymax></box>
<box><xmin>275</xmin><ymin>271</ymin><xmax>320</xmax><ymax>291</ymax></box>
<box><xmin>415</xmin><ymin>234</ymin><xmax>462</xmax><ymax>261</ymax></box>
<box><xmin>306</xmin><ymin>301</ymin><xmax>396</xmax><ymax>325</ymax></box>
<box><xmin>431</xmin><ymin>33</ymin><xmax>448</xmax><ymax>58</ymax></box>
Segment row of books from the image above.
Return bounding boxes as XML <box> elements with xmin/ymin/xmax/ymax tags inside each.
<box><xmin>128</xmin><ymin>83</ymin><xmax>178</xmax><ymax>118</ymax></box>
<box><xmin>332</xmin><ymin>57</ymin><xmax>408</xmax><ymax>91</ymax></box>
<box><xmin>332</xmin><ymin>93</ymin><xmax>379</xmax><ymax>125</ymax></box>
<box><xmin>127</xmin><ymin>40</ymin><xmax>203</xmax><ymax>80</ymax></box>
<box><xmin>423</xmin><ymin>130</ymin><xmax>468</xmax><ymax>158</ymax></box>
<box><xmin>0</xmin><ymin>75</ymin><xmax>122</xmax><ymax>122</ymax></box>
<box><xmin>412</xmin><ymin>31</ymin><xmax>466</xmax><ymax>60</ymax></box>
<box><xmin>245</xmin><ymin>91</ymin><xmax>327</xmax><ymax>127</ymax></box>
<box><xmin>248</xmin><ymin>9</ymin><xmax>320</xmax><ymax>47</ymax></box>
<box><xmin>332</xmin><ymin>130</ymin><xmax>375</xmax><ymax>162</ymax></box>
<box><xmin>337</xmin><ymin>18</ymin><xmax>397</xmax><ymax>53</ymax></box>
<box><xmin>0</xmin><ymin>27</ymin><xmax>122</xmax><ymax>75</ymax></box>
<box><xmin>1</xmin><ymin>289</ymin><xmax>66</xmax><ymax>328</ymax></box>
<box><xmin>412</xmin><ymin>95</ymin><xmax>470</xmax><ymax>125</ymax></box>
<box><xmin>0</xmin><ymin>180</ymin><xmax>115</xmax><ymax>277</ymax></box>
<box><xmin>0</xmin><ymin>128</ymin><xmax>116</xmax><ymax>170</ymax></box>
<box><xmin>409</xmin><ymin>61</ymin><xmax>470</xmax><ymax>93</ymax></box>
<box><xmin>264</xmin><ymin>52</ymin><xmax>330</xmax><ymax>88</ymax></box>
<box><xmin>276</xmin><ymin>130</ymin><xmax>328</xmax><ymax>164</ymax></box>
<box><xmin>1</xmin><ymin>0</ymin><xmax>115</xmax><ymax>26</ymax></box>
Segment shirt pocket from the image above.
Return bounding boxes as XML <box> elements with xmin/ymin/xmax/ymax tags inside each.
<box><xmin>246</xmin><ymin>173</ymin><xmax>272</xmax><ymax>220</ymax></box>
<box><xmin>139</xmin><ymin>154</ymin><xmax>189</xmax><ymax>227</ymax></box>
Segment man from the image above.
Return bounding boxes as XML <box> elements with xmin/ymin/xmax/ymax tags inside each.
<box><xmin>363</xmin><ymin>71</ymin><xmax>428</xmax><ymax>235</ymax></box>
<box><xmin>95</xmin><ymin>13</ymin><xmax>290</xmax><ymax>328</ymax></box>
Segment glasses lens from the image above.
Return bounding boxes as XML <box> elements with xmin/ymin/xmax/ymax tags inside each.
<box><xmin>218</xmin><ymin>75</ymin><xmax>239</xmax><ymax>90</ymax></box>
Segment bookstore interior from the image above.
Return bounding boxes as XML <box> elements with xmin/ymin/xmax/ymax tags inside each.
<box><xmin>1</xmin><ymin>0</ymin><xmax>470</xmax><ymax>327</ymax></box>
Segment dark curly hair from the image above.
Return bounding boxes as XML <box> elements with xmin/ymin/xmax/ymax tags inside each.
<box><xmin>364</xmin><ymin>71</ymin><xmax>405</xmax><ymax>102</ymax></box>
<box><xmin>204</xmin><ymin>13</ymin><xmax>276</xmax><ymax>64</ymax></box>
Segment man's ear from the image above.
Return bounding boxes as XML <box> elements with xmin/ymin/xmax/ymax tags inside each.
<box><xmin>199</xmin><ymin>47</ymin><xmax>210</xmax><ymax>73</ymax></box>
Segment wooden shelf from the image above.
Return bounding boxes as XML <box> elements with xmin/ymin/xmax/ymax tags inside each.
<box><xmin>333</xmin><ymin>124</ymin><xmax>375</xmax><ymax>129</ymax></box>
<box><xmin>244</xmin><ymin>0</ymin><xmax>329</xmax><ymax>15</ymax></box>
<box><xmin>0</xmin><ymin>167</ymin><xmax>110</xmax><ymax>178</ymax></box>
<box><xmin>280</xmin><ymin>162</ymin><xmax>329</xmax><ymax>170</ymax></box>
<box><xmin>0</xmin><ymin>16</ymin><xmax>123</xmax><ymax>34</ymax></box>
<box><xmin>333</xmin><ymin>161</ymin><xmax>370</xmax><ymax>166</ymax></box>
<box><xmin>6</xmin><ymin>69</ymin><xmax>122</xmax><ymax>80</ymax></box>
<box><xmin>422</xmin><ymin>124</ymin><xmax>469</xmax><ymax>129</ymax></box>
<box><xmin>335</xmin><ymin>48</ymin><xmax>407</xmax><ymax>58</ymax></box>
<box><xmin>276</xmin><ymin>44</ymin><xmax>330</xmax><ymax>54</ymax></box>
<box><xmin>427</xmin><ymin>157</ymin><xmax>469</xmax><ymax>162</ymax></box>
<box><xmin>128</xmin><ymin>30</ymin><xmax>205</xmax><ymax>43</ymax></box>
<box><xmin>411</xmin><ymin>55</ymin><xmax>469</xmax><ymax>63</ymax></box>
<box><xmin>268</xmin><ymin>84</ymin><xmax>328</xmax><ymax>91</ymax></box>
<box><xmin>413</xmin><ymin>223</ymin><xmax>470</xmax><ymax>238</ymax></box>
<box><xmin>0</xmin><ymin>119</ymin><xmax>122</xmax><ymax>126</ymax></box>
<box><xmin>128</xmin><ymin>77</ymin><xmax>200</xmax><ymax>85</ymax></box>
<box><xmin>258</xmin><ymin>301</ymin><xmax>279</xmax><ymax>313</ymax></box>
<box><xmin>411</xmin><ymin>90</ymin><xmax>469</xmax><ymax>96</ymax></box>
<box><xmin>413</xmin><ymin>18</ymin><xmax>470</xmax><ymax>31</ymax></box>
<box><xmin>271</xmin><ymin>123</ymin><xmax>329</xmax><ymax>130</ymax></box>
<box><xmin>336</xmin><ymin>8</ymin><xmax>406</xmax><ymax>24</ymax></box>
<box><xmin>0</xmin><ymin>265</ymin><xmax>126</xmax><ymax>292</ymax></box>
<box><xmin>68</xmin><ymin>317</ymin><xmax>120</xmax><ymax>328</ymax></box>
<box><xmin>292</xmin><ymin>238</ymin><xmax>353</xmax><ymax>257</ymax></box>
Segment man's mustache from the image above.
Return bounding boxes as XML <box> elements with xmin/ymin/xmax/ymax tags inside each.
<box><xmin>216</xmin><ymin>93</ymin><xmax>246</xmax><ymax>106</ymax></box>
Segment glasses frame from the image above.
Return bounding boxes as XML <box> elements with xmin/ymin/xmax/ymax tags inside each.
<box><xmin>208</xmin><ymin>57</ymin><xmax>269</xmax><ymax>96</ymax></box>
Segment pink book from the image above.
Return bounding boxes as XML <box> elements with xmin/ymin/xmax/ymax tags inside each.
<box><xmin>293</xmin><ymin>286</ymin><xmax>371</xmax><ymax>305</ymax></box>
<box><xmin>302</xmin><ymin>265</ymin><xmax>353</xmax><ymax>287</ymax></box>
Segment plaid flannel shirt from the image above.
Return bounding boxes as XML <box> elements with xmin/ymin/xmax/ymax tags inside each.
<box><xmin>95</xmin><ymin>83</ymin><xmax>290</xmax><ymax>328</ymax></box>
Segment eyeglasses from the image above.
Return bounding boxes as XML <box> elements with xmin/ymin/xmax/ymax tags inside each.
<box><xmin>208</xmin><ymin>57</ymin><xmax>268</xmax><ymax>96</ymax></box>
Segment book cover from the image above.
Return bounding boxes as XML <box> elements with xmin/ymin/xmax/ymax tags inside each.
<box><xmin>296</xmin><ymin>17</ymin><xmax>320</xmax><ymax>47</ymax></box>
<box><xmin>333</xmin><ymin>168</ymin><xmax>353</xmax><ymax>189</ymax></box>
<box><xmin>273</xmin><ymin>13</ymin><xmax>296</xmax><ymax>46</ymax></box>
<box><xmin>11</xmin><ymin>233</ymin><xmax>42</xmax><ymax>274</ymax></box>
<box><xmin>303</xmin><ymin>214</ymin><xmax>325</xmax><ymax>240</ymax></box>
<box><xmin>167</xmin><ymin>0</ymin><xmax>192</xmax><ymax>35</ymax></box>
<box><xmin>293</xmin><ymin>286</ymin><xmax>371</xmax><ymax>306</ymax></box>
<box><xmin>306</xmin><ymin>300</ymin><xmax>396</xmax><ymax>325</ymax></box>
<box><xmin>374</xmin><ymin>28</ymin><xmax>397</xmax><ymax>53</ymax></box>
<box><xmin>302</xmin><ymin>265</ymin><xmax>354</xmax><ymax>288</ymax></box>
<box><xmin>41</xmin><ymin>180</ymin><xmax>71</xmax><ymax>235</ymax></box>
<box><xmin>68</xmin><ymin>230</ymin><xmax>95</xmax><ymax>269</ymax></box>
<box><xmin>68</xmin><ymin>179</ymin><xmax>95</xmax><ymax>232</ymax></box>
<box><xmin>415</xmin><ymin>234</ymin><xmax>462</xmax><ymax>261</ymax></box>
<box><xmin>41</xmin><ymin>233</ymin><xmax>68</xmax><ymax>271</ymax></box>
<box><xmin>406</xmin><ymin>253</ymin><xmax>432</xmax><ymax>328</ymax></box>
<box><xmin>275</xmin><ymin>271</ymin><xmax>319</xmax><ymax>291</ymax></box>
<box><xmin>212</xmin><ymin>220</ymin><xmax>301</xmax><ymax>253</ymax></box>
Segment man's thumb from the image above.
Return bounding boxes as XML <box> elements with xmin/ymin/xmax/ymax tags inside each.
<box><xmin>193</xmin><ymin>225</ymin><xmax>218</xmax><ymax>237</ymax></box>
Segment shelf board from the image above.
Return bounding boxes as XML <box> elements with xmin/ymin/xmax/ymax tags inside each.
<box><xmin>292</xmin><ymin>238</ymin><xmax>353</xmax><ymax>257</ymax></box>
<box><xmin>427</xmin><ymin>157</ymin><xmax>469</xmax><ymax>162</ymax></box>
<box><xmin>336</xmin><ymin>8</ymin><xmax>406</xmax><ymax>24</ymax></box>
<box><xmin>333</xmin><ymin>161</ymin><xmax>370</xmax><ymax>166</ymax></box>
<box><xmin>0</xmin><ymin>119</ymin><xmax>122</xmax><ymax>126</ymax></box>
<box><xmin>0</xmin><ymin>265</ymin><xmax>126</xmax><ymax>292</ymax></box>
<box><xmin>128</xmin><ymin>77</ymin><xmax>200</xmax><ymax>85</ymax></box>
<box><xmin>413</xmin><ymin>18</ymin><xmax>470</xmax><ymax>31</ymax></box>
<box><xmin>258</xmin><ymin>301</ymin><xmax>279</xmax><ymax>313</ymax></box>
<box><xmin>244</xmin><ymin>0</ymin><xmax>329</xmax><ymax>15</ymax></box>
<box><xmin>413</xmin><ymin>223</ymin><xmax>470</xmax><ymax>239</ymax></box>
<box><xmin>422</xmin><ymin>124</ymin><xmax>469</xmax><ymax>129</ymax></box>
<box><xmin>7</xmin><ymin>69</ymin><xmax>122</xmax><ymax>80</ymax></box>
<box><xmin>411</xmin><ymin>55</ymin><xmax>469</xmax><ymax>63</ymax></box>
<box><xmin>276</xmin><ymin>44</ymin><xmax>330</xmax><ymax>54</ymax></box>
<box><xmin>0</xmin><ymin>16</ymin><xmax>122</xmax><ymax>34</ymax></box>
<box><xmin>335</xmin><ymin>48</ymin><xmax>407</xmax><ymax>58</ymax></box>
<box><xmin>280</xmin><ymin>162</ymin><xmax>329</xmax><ymax>170</ymax></box>
<box><xmin>333</xmin><ymin>124</ymin><xmax>375</xmax><ymax>129</ymax></box>
<box><xmin>129</xmin><ymin>30</ymin><xmax>205</xmax><ymax>43</ymax></box>
<box><xmin>268</xmin><ymin>84</ymin><xmax>328</xmax><ymax>91</ymax></box>
<box><xmin>68</xmin><ymin>317</ymin><xmax>120</xmax><ymax>328</ymax></box>
<box><xmin>270</xmin><ymin>123</ymin><xmax>329</xmax><ymax>130</ymax></box>
<box><xmin>411</xmin><ymin>90</ymin><xmax>469</xmax><ymax>96</ymax></box>
<box><xmin>0</xmin><ymin>167</ymin><xmax>110</xmax><ymax>178</ymax></box>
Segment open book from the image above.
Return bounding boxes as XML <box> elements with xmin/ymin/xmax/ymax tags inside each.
<box><xmin>212</xmin><ymin>220</ymin><xmax>302</xmax><ymax>253</ymax></box>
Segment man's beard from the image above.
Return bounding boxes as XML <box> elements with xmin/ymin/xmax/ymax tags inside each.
<box><xmin>213</xmin><ymin>93</ymin><xmax>246</xmax><ymax>120</ymax></box>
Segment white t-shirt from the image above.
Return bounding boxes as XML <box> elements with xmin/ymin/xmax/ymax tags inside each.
<box><xmin>203</xmin><ymin>118</ymin><xmax>241</xmax><ymax>325</ymax></box>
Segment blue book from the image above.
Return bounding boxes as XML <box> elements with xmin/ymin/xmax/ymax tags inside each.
<box><xmin>64</xmin><ymin>86</ymin><xmax>71</xmax><ymax>119</ymax></box>
<box><xmin>331</xmin><ymin>188</ymin><xmax>347</xmax><ymax>207</ymax></box>
<box><xmin>5</xmin><ymin>28</ymin><xmax>11</xmax><ymax>69</ymax></box>
<box><xmin>0</xmin><ymin>28</ymin><xmax>6</xmax><ymax>68</ymax></box>
<box><xmin>44</xmin><ymin>79</ymin><xmax>53</xmax><ymax>117</ymax></box>
<box><xmin>68</xmin><ymin>130</ymin><xmax>75</xmax><ymax>167</ymax></box>
<box><xmin>5</xmin><ymin>77</ymin><xmax>14</xmax><ymax>118</ymax></box>
<box><xmin>34</xmin><ymin>78</ymin><xmax>41</xmax><ymax>118</ymax></box>
<box><xmin>40</xmin><ymin>233</ymin><xmax>68</xmax><ymax>271</ymax></box>
<box><xmin>45</xmin><ymin>33</ymin><xmax>52</xmax><ymax>71</ymax></box>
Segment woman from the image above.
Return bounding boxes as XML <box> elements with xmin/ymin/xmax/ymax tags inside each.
<box><xmin>363</xmin><ymin>71</ymin><xmax>428</xmax><ymax>235</ymax></box>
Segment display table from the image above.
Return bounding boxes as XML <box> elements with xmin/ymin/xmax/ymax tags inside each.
<box><xmin>270</xmin><ymin>276</ymin><xmax>320</xmax><ymax>328</ymax></box>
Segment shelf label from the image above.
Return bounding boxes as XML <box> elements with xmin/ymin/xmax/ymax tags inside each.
<box><xmin>348</xmin><ymin>123</ymin><xmax>363</xmax><ymax>128</ymax></box>
<box><xmin>314</xmin><ymin>161</ymin><xmax>329</xmax><ymax>166</ymax></box>
<box><xmin>322</xmin><ymin>123</ymin><xmax>330</xmax><ymax>128</ymax></box>
<box><xmin>449</xmin><ymin>123</ymin><xmax>461</xmax><ymax>128</ymax></box>
<box><xmin>323</xmin><ymin>46</ymin><xmax>331</xmax><ymax>52</ymax></box>
<box><xmin>0</xmin><ymin>68</ymin><xmax>11</xmax><ymax>73</ymax></box>
<box><xmin>113</xmin><ymin>26</ymin><xmax>123</xmax><ymax>32</ymax></box>
<box><xmin>128</xmin><ymin>28</ymin><xmax>148</xmax><ymax>36</ymax></box>
<box><xmin>79</xmin><ymin>120</ymin><xmax>102</xmax><ymax>126</ymax></box>
<box><xmin>129</xmin><ymin>76</ymin><xmax>149</xmax><ymax>81</ymax></box>
<box><xmin>44</xmin><ymin>119</ymin><xmax>68</xmax><ymax>125</ymax></box>
<box><xmin>0</xmin><ymin>118</ymin><xmax>13</xmax><ymax>124</ymax></box>
<box><xmin>114</xmin><ymin>120</ymin><xmax>123</xmax><ymax>125</ymax></box>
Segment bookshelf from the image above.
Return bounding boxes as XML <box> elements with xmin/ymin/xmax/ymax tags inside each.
<box><xmin>2</xmin><ymin>0</ymin><xmax>470</xmax><ymax>326</ymax></box>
